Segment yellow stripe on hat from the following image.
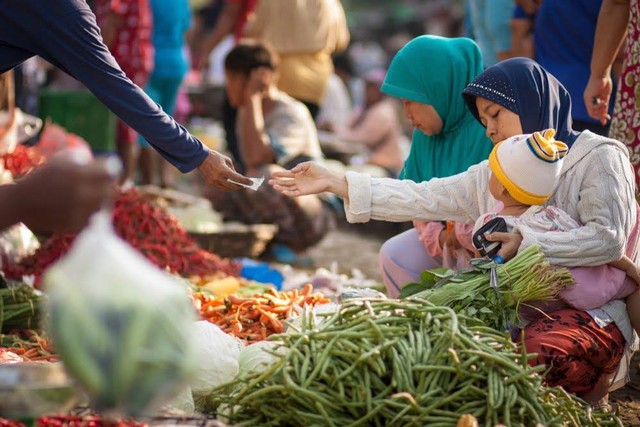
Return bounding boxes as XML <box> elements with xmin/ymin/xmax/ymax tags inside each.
<box><xmin>526</xmin><ymin>130</ymin><xmax>568</xmax><ymax>163</ymax></box>
<box><xmin>489</xmin><ymin>144</ymin><xmax>550</xmax><ymax>206</ymax></box>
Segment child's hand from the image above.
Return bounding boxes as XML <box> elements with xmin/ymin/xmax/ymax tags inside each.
<box><xmin>485</xmin><ymin>231</ymin><xmax>523</xmax><ymax>262</ymax></box>
<box><xmin>269</xmin><ymin>162</ymin><xmax>347</xmax><ymax>197</ymax></box>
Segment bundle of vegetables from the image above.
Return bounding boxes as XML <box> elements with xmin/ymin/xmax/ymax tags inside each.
<box><xmin>204</xmin><ymin>299</ymin><xmax>619</xmax><ymax>426</ymax></box>
<box><xmin>3</xmin><ymin>189</ymin><xmax>239</xmax><ymax>285</ymax></box>
<box><xmin>0</xmin><ymin>284</ymin><xmax>42</xmax><ymax>333</ymax></box>
<box><xmin>193</xmin><ymin>283</ymin><xmax>331</xmax><ymax>343</ymax></box>
<box><xmin>399</xmin><ymin>245</ymin><xmax>575</xmax><ymax>331</ymax></box>
<box><xmin>0</xmin><ymin>330</ymin><xmax>57</xmax><ymax>362</ymax></box>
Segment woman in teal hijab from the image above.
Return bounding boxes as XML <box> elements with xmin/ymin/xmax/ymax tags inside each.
<box><xmin>378</xmin><ymin>35</ymin><xmax>492</xmax><ymax>297</ymax></box>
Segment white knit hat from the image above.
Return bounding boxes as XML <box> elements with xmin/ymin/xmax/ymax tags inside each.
<box><xmin>488</xmin><ymin>129</ymin><xmax>568</xmax><ymax>205</ymax></box>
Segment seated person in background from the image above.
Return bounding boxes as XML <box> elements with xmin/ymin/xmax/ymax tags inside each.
<box><xmin>335</xmin><ymin>68</ymin><xmax>405</xmax><ymax>177</ymax></box>
<box><xmin>205</xmin><ymin>40</ymin><xmax>335</xmax><ymax>264</ymax></box>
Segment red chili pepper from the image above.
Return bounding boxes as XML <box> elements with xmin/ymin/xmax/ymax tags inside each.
<box><xmin>36</xmin><ymin>414</ymin><xmax>147</xmax><ymax>427</ymax></box>
<box><xmin>3</xmin><ymin>188</ymin><xmax>240</xmax><ymax>284</ymax></box>
<box><xmin>0</xmin><ymin>419</ymin><xmax>26</xmax><ymax>427</ymax></box>
<box><xmin>0</xmin><ymin>145</ymin><xmax>45</xmax><ymax>178</ymax></box>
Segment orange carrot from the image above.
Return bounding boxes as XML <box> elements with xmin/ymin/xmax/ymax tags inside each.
<box><xmin>301</xmin><ymin>283</ymin><xmax>313</xmax><ymax>297</ymax></box>
<box><xmin>22</xmin><ymin>348</ymin><xmax>40</xmax><ymax>359</ymax></box>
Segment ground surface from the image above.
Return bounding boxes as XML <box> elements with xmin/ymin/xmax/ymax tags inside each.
<box><xmin>306</xmin><ymin>220</ymin><xmax>640</xmax><ymax>426</ymax></box>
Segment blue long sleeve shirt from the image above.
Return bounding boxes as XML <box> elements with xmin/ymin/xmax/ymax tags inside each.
<box><xmin>0</xmin><ymin>0</ymin><xmax>208</xmax><ymax>173</ymax></box>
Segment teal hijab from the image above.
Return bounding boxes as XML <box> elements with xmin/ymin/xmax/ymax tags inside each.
<box><xmin>381</xmin><ymin>36</ymin><xmax>492</xmax><ymax>182</ymax></box>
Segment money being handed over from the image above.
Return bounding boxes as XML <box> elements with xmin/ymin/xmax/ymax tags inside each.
<box><xmin>227</xmin><ymin>176</ymin><xmax>265</xmax><ymax>191</ymax></box>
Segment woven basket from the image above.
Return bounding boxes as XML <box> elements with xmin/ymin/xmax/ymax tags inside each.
<box><xmin>189</xmin><ymin>224</ymin><xmax>278</xmax><ymax>259</ymax></box>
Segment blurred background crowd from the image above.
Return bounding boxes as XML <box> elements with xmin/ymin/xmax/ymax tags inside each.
<box><xmin>5</xmin><ymin>0</ymin><xmax>635</xmax><ymax>262</ymax></box>
<box><xmin>13</xmin><ymin>0</ymin><xmax>625</xmax><ymax>184</ymax></box>
<box><xmin>8</xmin><ymin>0</ymin><xmax>479</xmax><ymax>185</ymax></box>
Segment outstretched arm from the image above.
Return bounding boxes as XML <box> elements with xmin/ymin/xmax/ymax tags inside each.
<box><xmin>7</xmin><ymin>5</ymin><xmax>251</xmax><ymax>190</ymax></box>
<box><xmin>271</xmin><ymin>161</ymin><xmax>493</xmax><ymax>225</ymax></box>
<box><xmin>271</xmin><ymin>162</ymin><xmax>348</xmax><ymax>198</ymax></box>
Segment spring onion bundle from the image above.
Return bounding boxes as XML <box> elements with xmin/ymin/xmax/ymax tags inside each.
<box><xmin>204</xmin><ymin>299</ymin><xmax>618</xmax><ymax>426</ymax></box>
<box><xmin>0</xmin><ymin>284</ymin><xmax>41</xmax><ymax>333</ymax></box>
<box><xmin>400</xmin><ymin>245</ymin><xmax>575</xmax><ymax>330</ymax></box>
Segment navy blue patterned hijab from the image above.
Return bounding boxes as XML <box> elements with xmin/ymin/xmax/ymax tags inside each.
<box><xmin>462</xmin><ymin>58</ymin><xmax>580</xmax><ymax>148</ymax></box>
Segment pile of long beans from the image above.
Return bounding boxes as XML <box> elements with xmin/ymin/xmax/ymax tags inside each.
<box><xmin>204</xmin><ymin>299</ymin><xmax>619</xmax><ymax>426</ymax></box>
<box><xmin>0</xmin><ymin>284</ymin><xmax>41</xmax><ymax>333</ymax></box>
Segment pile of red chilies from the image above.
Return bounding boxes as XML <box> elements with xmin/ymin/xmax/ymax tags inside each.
<box><xmin>0</xmin><ymin>145</ymin><xmax>45</xmax><ymax>178</ymax></box>
<box><xmin>0</xmin><ymin>415</ymin><xmax>147</xmax><ymax>427</ymax></box>
<box><xmin>2</xmin><ymin>189</ymin><xmax>240</xmax><ymax>286</ymax></box>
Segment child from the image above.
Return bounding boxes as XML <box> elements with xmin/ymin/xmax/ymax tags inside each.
<box><xmin>476</xmin><ymin>129</ymin><xmax>640</xmax><ymax>336</ymax></box>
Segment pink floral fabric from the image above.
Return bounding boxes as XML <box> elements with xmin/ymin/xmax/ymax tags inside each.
<box><xmin>95</xmin><ymin>0</ymin><xmax>153</xmax><ymax>144</ymax></box>
<box><xmin>609</xmin><ymin>0</ymin><xmax>640</xmax><ymax>191</ymax></box>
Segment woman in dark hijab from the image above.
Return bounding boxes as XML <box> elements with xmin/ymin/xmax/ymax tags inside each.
<box><xmin>271</xmin><ymin>58</ymin><xmax>638</xmax><ymax>402</ymax></box>
<box><xmin>462</xmin><ymin>58</ymin><xmax>637</xmax><ymax>402</ymax></box>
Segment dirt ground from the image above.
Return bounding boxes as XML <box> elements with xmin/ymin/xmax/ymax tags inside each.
<box><xmin>305</xmin><ymin>220</ymin><xmax>640</xmax><ymax>426</ymax></box>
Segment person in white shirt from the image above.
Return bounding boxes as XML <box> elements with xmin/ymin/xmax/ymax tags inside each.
<box><xmin>207</xmin><ymin>40</ymin><xmax>334</xmax><ymax>264</ymax></box>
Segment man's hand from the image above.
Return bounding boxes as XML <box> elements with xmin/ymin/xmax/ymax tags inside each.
<box><xmin>485</xmin><ymin>231</ymin><xmax>523</xmax><ymax>262</ymax></box>
<box><xmin>243</xmin><ymin>67</ymin><xmax>272</xmax><ymax>105</ymax></box>
<box><xmin>584</xmin><ymin>75</ymin><xmax>613</xmax><ymax>125</ymax></box>
<box><xmin>198</xmin><ymin>150</ymin><xmax>252</xmax><ymax>190</ymax></box>
<box><xmin>12</xmin><ymin>157</ymin><xmax>116</xmax><ymax>233</ymax></box>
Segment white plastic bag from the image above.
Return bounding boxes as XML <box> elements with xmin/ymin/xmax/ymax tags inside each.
<box><xmin>190</xmin><ymin>321</ymin><xmax>244</xmax><ymax>397</ymax></box>
<box><xmin>237</xmin><ymin>341</ymin><xmax>284</xmax><ymax>379</ymax></box>
<box><xmin>164</xmin><ymin>385</ymin><xmax>195</xmax><ymax>416</ymax></box>
<box><xmin>43</xmin><ymin>211</ymin><xmax>198</xmax><ymax>417</ymax></box>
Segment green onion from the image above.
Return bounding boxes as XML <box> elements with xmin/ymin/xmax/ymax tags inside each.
<box><xmin>403</xmin><ymin>245</ymin><xmax>574</xmax><ymax>330</ymax></box>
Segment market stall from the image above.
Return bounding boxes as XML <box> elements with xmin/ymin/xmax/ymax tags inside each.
<box><xmin>0</xmin><ymin>92</ymin><xmax>628</xmax><ymax>426</ymax></box>
<box><xmin>0</xmin><ymin>185</ymin><xmax>625</xmax><ymax>427</ymax></box>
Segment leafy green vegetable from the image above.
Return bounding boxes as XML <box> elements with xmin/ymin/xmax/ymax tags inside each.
<box><xmin>400</xmin><ymin>245</ymin><xmax>574</xmax><ymax>330</ymax></box>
